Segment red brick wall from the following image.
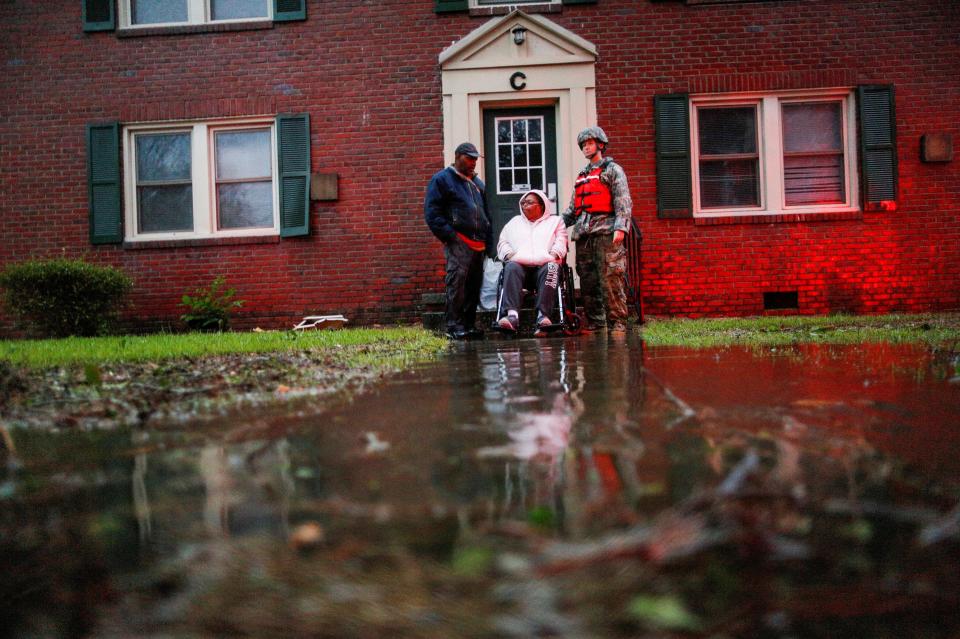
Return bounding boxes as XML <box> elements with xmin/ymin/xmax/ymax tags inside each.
<box><xmin>0</xmin><ymin>0</ymin><xmax>957</xmax><ymax>335</ymax></box>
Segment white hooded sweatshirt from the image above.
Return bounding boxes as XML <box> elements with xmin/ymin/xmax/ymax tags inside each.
<box><xmin>496</xmin><ymin>189</ymin><xmax>568</xmax><ymax>266</ymax></box>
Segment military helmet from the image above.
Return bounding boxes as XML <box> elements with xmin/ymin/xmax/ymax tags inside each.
<box><xmin>577</xmin><ymin>126</ymin><xmax>609</xmax><ymax>149</ymax></box>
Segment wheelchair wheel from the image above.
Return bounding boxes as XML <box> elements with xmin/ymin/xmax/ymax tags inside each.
<box><xmin>563</xmin><ymin>312</ymin><xmax>581</xmax><ymax>336</ymax></box>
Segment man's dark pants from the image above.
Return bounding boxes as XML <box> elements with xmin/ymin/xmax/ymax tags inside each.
<box><xmin>499</xmin><ymin>260</ymin><xmax>559</xmax><ymax>320</ymax></box>
<box><xmin>444</xmin><ymin>239</ymin><xmax>485</xmax><ymax>332</ymax></box>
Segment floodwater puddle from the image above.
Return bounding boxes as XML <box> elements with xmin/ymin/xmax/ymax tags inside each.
<box><xmin>2</xmin><ymin>337</ymin><xmax>959</xmax><ymax>637</ymax></box>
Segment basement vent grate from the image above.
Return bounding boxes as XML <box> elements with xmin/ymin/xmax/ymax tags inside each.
<box><xmin>763</xmin><ymin>291</ymin><xmax>799</xmax><ymax>311</ymax></box>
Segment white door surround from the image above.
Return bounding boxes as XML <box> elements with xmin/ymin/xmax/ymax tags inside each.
<box><xmin>439</xmin><ymin>10</ymin><xmax>598</xmax><ymax>210</ymax></box>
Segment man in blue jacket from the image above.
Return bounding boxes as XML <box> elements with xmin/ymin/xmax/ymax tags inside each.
<box><xmin>424</xmin><ymin>142</ymin><xmax>492</xmax><ymax>340</ymax></box>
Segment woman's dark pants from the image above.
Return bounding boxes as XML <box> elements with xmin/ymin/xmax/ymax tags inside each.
<box><xmin>499</xmin><ymin>260</ymin><xmax>559</xmax><ymax>320</ymax></box>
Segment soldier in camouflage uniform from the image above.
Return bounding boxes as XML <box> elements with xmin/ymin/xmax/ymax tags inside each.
<box><xmin>561</xmin><ymin>127</ymin><xmax>635</xmax><ymax>333</ymax></box>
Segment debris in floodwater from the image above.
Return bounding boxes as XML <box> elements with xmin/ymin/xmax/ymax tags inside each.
<box><xmin>626</xmin><ymin>594</ymin><xmax>702</xmax><ymax>632</ymax></box>
<box><xmin>451</xmin><ymin>546</ymin><xmax>494</xmax><ymax>577</ymax></box>
<box><xmin>361</xmin><ymin>431</ymin><xmax>390</xmax><ymax>455</ymax></box>
<box><xmin>717</xmin><ymin>447</ymin><xmax>760</xmax><ymax>496</ymax></box>
<box><xmin>918</xmin><ymin>503</ymin><xmax>960</xmax><ymax>546</ymax></box>
<box><xmin>290</xmin><ymin>522</ymin><xmax>325</xmax><ymax>551</ymax></box>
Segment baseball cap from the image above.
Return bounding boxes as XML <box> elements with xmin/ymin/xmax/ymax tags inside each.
<box><xmin>454</xmin><ymin>142</ymin><xmax>480</xmax><ymax>158</ymax></box>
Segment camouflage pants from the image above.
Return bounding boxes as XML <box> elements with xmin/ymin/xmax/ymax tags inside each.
<box><xmin>575</xmin><ymin>233</ymin><xmax>627</xmax><ymax>327</ymax></box>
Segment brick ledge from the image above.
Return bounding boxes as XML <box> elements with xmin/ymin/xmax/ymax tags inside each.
<box><xmin>117</xmin><ymin>20</ymin><xmax>273</xmax><ymax>38</ymax></box>
<box><xmin>694</xmin><ymin>211</ymin><xmax>864</xmax><ymax>226</ymax></box>
<box><xmin>123</xmin><ymin>235</ymin><xmax>281</xmax><ymax>250</ymax></box>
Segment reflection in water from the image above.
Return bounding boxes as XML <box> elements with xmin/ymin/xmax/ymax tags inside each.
<box><xmin>3</xmin><ymin>340</ymin><xmax>960</xmax><ymax>637</ymax></box>
<box><xmin>131</xmin><ymin>429</ymin><xmax>152</xmax><ymax>544</ymax></box>
<box><xmin>200</xmin><ymin>445</ymin><xmax>231</xmax><ymax>537</ymax></box>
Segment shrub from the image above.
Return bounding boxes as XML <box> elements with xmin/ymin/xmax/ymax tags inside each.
<box><xmin>180</xmin><ymin>276</ymin><xmax>244</xmax><ymax>332</ymax></box>
<box><xmin>0</xmin><ymin>258</ymin><xmax>133</xmax><ymax>337</ymax></box>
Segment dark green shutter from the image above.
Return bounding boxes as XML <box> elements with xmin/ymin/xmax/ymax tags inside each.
<box><xmin>277</xmin><ymin>114</ymin><xmax>311</xmax><ymax>237</ymax></box>
<box><xmin>87</xmin><ymin>123</ymin><xmax>122</xmax><ymax>244</ymax></box>
<box><xmin>274</xmin><ymin>0</ymin><xmax>306</xmax><ymax>21</ymax></box>
<box><xmin>858</xmin><ymin>84</ymin><xmax>898</xmax><ymax>211</ymax></box>
<box><xmin>435</xmin><ymin>0</ymin><xmax>468</xmax><ymax>13</ymax></box>
<box><xmin>562</xmin><ymin>0</ymin><xmax>599</xmax><ymax>5</ymax></box>
<box><xmin>654</xmin><ymin>93</ymin><xmax>692</xmax><ymax>219</ymax></box>
<box><xmin>83</xmin><ymin>0</ymin><xmax>115</xmax><ymax>32</ymax></box>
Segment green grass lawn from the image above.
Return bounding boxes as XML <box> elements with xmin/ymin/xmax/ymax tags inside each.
<box><xmin>0</xmin><ymin>326</ymin><xmax>448</xmax><ymax>369</ymax></box>
<box><xmin>640</xmin><ymin>313</ymin><xmax>960</xmax><ymax>348</ymax></box>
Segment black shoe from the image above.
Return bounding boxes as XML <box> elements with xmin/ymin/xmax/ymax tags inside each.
<box><xmin>466</xmin><ymin>327</ymin><xmax>485</xmax><ymax>340</ymax></box>
<box><xmin>445</xmin><ymin>328</ymin><xmax>469</xmax><ymax>340</ymax></box>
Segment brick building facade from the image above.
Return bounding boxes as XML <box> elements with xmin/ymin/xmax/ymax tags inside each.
<box><xmin>1</xmin><ymin>0</ymin><xmax>957</xmax><ymax>334</ymax></box>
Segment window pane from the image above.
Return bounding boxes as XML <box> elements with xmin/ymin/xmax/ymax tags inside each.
<box><xmin>513</xmin><ymin>120</ymin><xmax>526</xmax><ymax>143</ymax></box>
<box><xmin>784</xmin><ymin>155</ymin><xmax>844</xmax><ymax>205</ymax></box>
<box><xmin>512</xmin><ymin>145</ymin><xmax>528</xmax><ymax>168</ymax></box>
<box><xmin>698</xmin><ymin>107</ymin><xmax>757</xmax><ymax>155</ymax></box>
<box><xmin>530</xmin><ymin>168</ymin><xmax>543</xmax><ymax>190</ymax></box>
<box><xmin>215</xmin><ymin>130</ymin><xmax>271</xmax><ymax>180</ymax></box>
<box><xmin>211</xmin><ymin>0</ymin><xmax>268</xmax><ymax>20</ymax></box>
<box><xmin>513</xmin><ymin>169</ymin><xmax>529</xmax><ymax>190</ymax></box>
<box><xmin>783</xmin><ymin>102</ymin><xmax>842</xmax><ymax>153</ymax></box>
<box><xmin>131</xmin><ymin>0</ymin><xmax>187</xmax><ymax>24</ymax></box>
<box><xmin>699</xmin><ymin>159</ymin><xmax>759</xmax><ymax>208</ymax></box>
<box><xmin>497</xmin><ymin>121</ymin><xmax>512</xmax><ymax>144</ymax></box>
<box><xmin>137</xmin><ymin>133</ymin><xmax>191</xmax><ymax>182</ymax></box>
<box><xmin>528</xmin><ymin>119</ymin><xmax>542</xmax><ymax>142</ymax></box>
<box><xmin>498</xmin><ymin>145</ymin><xmax>511</xmax><ymax>169</ymax></box>
<box><xmin>529</xmin><ymin>144</ymin><xmax>542</xmax><ymax>167</ymax></box>
<box><xmin>499</xmin><ymin>170</ymin><xmax>512</xmax><ymax>193</ymax></box>
<box><xmin>218</xmin><ymin>182</ymin><xmax>273</xmax><ymax>229</ymax></box>
<box><xmin>138</xmin><ymin>185</ymin><xmax>193</xmax><ymax>232</ymax></box>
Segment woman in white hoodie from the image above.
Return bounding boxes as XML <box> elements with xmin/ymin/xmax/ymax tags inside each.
<box><xmin>496</xmin><ymin>189</ymin><xmax>568</xmax><ymax>335</ymax></box>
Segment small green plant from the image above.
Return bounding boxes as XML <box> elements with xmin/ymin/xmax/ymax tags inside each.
<box><xmin>0</xmin><ymin>258</ymin><xmax>132</xmax><ymax>337</ymax></box>
<box><xmin>180</xmin><ymin>276</ymin><xmax>244</xmax><ymax>332</ymax></box>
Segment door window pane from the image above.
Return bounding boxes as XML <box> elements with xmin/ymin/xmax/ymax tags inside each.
<box><xmin>498</xmin><ymin>145</ymin><xmax>512</xmax><ymax>168</ymax></box>
<box><xmin>211</xmin><ymin>0</ymin><xmax>268</xmax><ymax>20</ymax></box>
<box><xmin>497</xmin><ymin>121</ymin><xmax>512</xmax><ymax>144</ymax></box>
<box><xmin>512</xmin><ymin>145</ymin><xmax>527</xmax><ymax>167</ymax></box>
<box><xmin>512</xmin><ymin>120</ymin><xmax>527</xmax><ymax>143</ymax></box>
<box><xmin>528</xmin><ymin>119</ymin><xmax>542</xmax><ymax>142</ymax></box>
<box><xmin>782</xmin><ymin>102</ymin><xmax>845</xmax><ymax>206</ymax></box>
<box><xmin>499</xmin><ymin>170</ymin><xmax>513</xmax><ymax>193</ymax></box>
<box><xmin>494</xmin><ymin>116</ymin><xmax>546</xmax><ymax>193</ymax></box>
<box><xmin>513</xmin><ymin>169</ymin><xmax>529</xmax><ymax>190</ymax></box>
<box><xmin>529</xmin><ymin>169</ymin><xmax>543</xmax><ymax>189</ymax></box>
<box><xmin>131</xmin><ymin>0</ymin><xmax>188</xmax><ymax>24</ymax></box>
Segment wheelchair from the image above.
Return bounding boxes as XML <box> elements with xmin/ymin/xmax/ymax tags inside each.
<box><xmin>490</xmin><ymin>260</ymin><xmax>581</xmax><ymax>336</ymax></box>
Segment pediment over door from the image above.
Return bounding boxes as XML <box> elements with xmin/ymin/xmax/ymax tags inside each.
<box><xmin>439</xmin><ymin>10</ymin><xmax>596</xmax><ymax>71</ymax></box>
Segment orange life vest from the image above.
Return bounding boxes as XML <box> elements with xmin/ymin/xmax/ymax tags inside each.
<box><xmin>573</xmin><ymin>161</ymin><xmax>613</xmax><ymax>216</ymax></box>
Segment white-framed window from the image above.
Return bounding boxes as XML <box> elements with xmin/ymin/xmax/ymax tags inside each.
<box><xmin>494</xmin><ymin>116</ymin><xmax>547</xmax><ymax>195</ymax></box>
<box><xmin>690</xmin><ymin>89</ymin><xmax>859</xmax><ymax>218</ymax></box>
<box><xmin>120</xmin><ymin>0</ymin><xmax>271</xmax><ymax>28</ymax></box>
<box><xmin>123</xmin><ymin>118</ymin><xmax>279</xmax><ymax>241</ymax></box>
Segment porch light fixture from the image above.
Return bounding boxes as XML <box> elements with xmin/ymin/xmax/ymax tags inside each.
<box><xmin>511</xmin><ymin>26</ymin><xmax>527</xmax><ymax>46</ymax></box>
